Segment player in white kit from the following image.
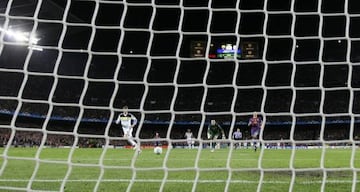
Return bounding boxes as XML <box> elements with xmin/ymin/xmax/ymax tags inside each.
<box><xmin>115</xmin><ymin>106</ymin><xmax>139</xmax><ymax>151</ymax></box>
<box><xmin>184</xmin><ymin>129</ymin><xmax>194</xmax><ymax>149</ymax></box>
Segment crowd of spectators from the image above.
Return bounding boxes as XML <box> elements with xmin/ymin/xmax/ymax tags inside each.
<box><xmin>0</xmin><ymin>128</ymin><xmax>133</xmax><ymax>148</ymax></box>
<box><xmin>0</xmin><ymin>129</ymin><xmax>72</xmax><ymax>147</ymax></box>
<box><xmin>0</xmin><ymin>98</ymin><xmax>359</xmax><ymax>148</ymax></box>
<box><xmin>0</xmin><ymin>123</ymin><xmax>358</xmax><ymax>149</ymax></box>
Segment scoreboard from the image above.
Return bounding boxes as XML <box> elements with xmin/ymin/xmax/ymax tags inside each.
<box><xmin>215</xmin><ymin>43</ymin><xmax>241</xmax><ymax>59</ymax></box>
<box><xmin>190</xmin><ymin>41</ymin><xmax>259</xmax><ymax>59</ymax></box>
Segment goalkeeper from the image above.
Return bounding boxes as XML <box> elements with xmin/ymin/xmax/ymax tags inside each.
<box><xmin>207</xmin><ymin>120</ymin><xmax>226</xmax><ymax>152</ymax></box>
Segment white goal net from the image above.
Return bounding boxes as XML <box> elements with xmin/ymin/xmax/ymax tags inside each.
<box><xmin>0</xmin><ymin>0</ymin><xmax>359</xmax><ymax>191</ymax></box>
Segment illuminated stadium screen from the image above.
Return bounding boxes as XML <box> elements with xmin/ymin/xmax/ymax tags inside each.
<box><xmin>191</xmin><ymin>41</ymin><xmax>258</xmax><ymax>59</ymax></box>
<box><xmin>213</xmin><ymin>43</ymin><xmax>241</xmax><ymax>59</ymax></box>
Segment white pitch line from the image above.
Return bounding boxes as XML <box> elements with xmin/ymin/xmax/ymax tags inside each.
<box><xmin>0</xmin><ymin>179</ymin><xmax>358</xmax><ymax>184</ymax></box>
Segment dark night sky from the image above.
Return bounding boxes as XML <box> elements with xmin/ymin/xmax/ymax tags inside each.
<box><xmin>0</xmin><ymin>0</ymin><xmax>360</xmax><ymax>119</ymax></box>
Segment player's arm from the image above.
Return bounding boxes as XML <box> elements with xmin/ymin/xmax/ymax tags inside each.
<box><xmin>130</xmin><ymin>114</ymin><xmax>137</xmax><ymax>128</ymax></box>
<box><xmin>207</xmin><ymin>125</ymin><xmax>212</xmax><ymax>139</ymax></box>
<box><xmin>115</xmin><ymin>114</ymin><xmax>121</xmax><ymax>124</ymax></box>
<box><xmin>217</xmin><ymin>124</ymin><xmax>226</xmax><ymax>138</ymax></box>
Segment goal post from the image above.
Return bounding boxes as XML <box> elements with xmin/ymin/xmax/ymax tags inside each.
<box><xmin>0</xmin><ymin>0</ymin><xmax>359</xmax><ymax>192</ymax></box>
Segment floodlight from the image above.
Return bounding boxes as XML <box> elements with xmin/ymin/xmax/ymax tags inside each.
<box><xmin>0</xmin><ymin>27</ymin><xmax>42</xmax><ymax>51</ymax></box>
<box><xmin>0</xmin><ymin>27</ymin><xmax>41</xmax><ymax>44</ymax></box>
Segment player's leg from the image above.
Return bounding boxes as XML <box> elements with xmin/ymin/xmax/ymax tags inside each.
<box><xmin>207</xmin><ymin>132</ymin><xmax>215</xmax><ymax>152</ymax></box>
<box><xmin>187</xmin><ymin>139</ymin><xmax>191</xmax><ymax>149</ymax></box>
<box><xmin>207</xmin><ymin>132</ymin><xmax>212</xmax><ymax>150</ymax></box>
<box><xmin>215</xmin><ymin>135</ymin><xmax>221</xmax><ymax>149</ymax></box>
<box><xmin>234</xmin><ymin>139</ymin><xmax>239</xmax><ymax>149</ymax></box>
<box><xmin>123</xmin><ymin>127</ymin><xmax>137</xmax><ymax>148</ymax></box>
<box><xmin>213</xmin><ymin>134</ymin><xmax>220</xmax><ymax>152</ymax></box>
<box><xmin>251</xmin><ymin>128</ymin><xmax>259</xmax><ymax>152</ymax></box>
<box><xmin>253</xmin><ymin>137</ymin><xmax>257</xmax><ymax>151</ymax></box>
<box><xmin>129</xmin><ymin>128</ymin><xmax>140</xmax><ymax>150</ymax></box>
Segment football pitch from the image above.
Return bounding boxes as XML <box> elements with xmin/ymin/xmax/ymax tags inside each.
<box><xmin>0</xmin><ymin>147</ymin><xmax>359</xmax><ymax>192</ymax></box>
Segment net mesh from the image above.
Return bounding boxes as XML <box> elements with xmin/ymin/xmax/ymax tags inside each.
<box><xmin>0</xmin><ymin>0</ymin><xmax>359</xmax><ymax>191</ymax></box>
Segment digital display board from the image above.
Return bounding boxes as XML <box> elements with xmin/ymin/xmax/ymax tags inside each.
<box><xmin>190</xmin><ymin>41</ymin><xmax>206</xmax><ymax>57</ymax></box>
<box><xmin>190</xmin><ymin>41</ymin><xmax>259</xmax><ymax>59</ymax></box>
<box><xmin>216</xmin><ymin>43</ymin><xmax>241</xmax><ymax>59</ymax></box>
<box><xmin>241</xmin><ymin>42</ymin><xmax>259</xmax><ymax>59</ymax></box>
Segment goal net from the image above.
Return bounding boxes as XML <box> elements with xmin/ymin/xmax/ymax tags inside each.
<box><xmin>0</xmin><ymin>0</ymin><xmax>359</xmax><ymax>191</ymax></box>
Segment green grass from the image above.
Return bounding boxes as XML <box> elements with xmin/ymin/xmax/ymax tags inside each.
<box><xmin>0</xmin><ymin>147</ymin><xmax>359</xmax><ymax>192</ymax></box>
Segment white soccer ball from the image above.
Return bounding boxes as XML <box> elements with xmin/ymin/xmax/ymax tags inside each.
<box><xmin>154</xmin><ymin>146</ymin><xmax>162</xmax><ymax>155</ymax></box>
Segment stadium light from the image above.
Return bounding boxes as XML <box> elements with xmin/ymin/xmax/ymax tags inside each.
<box><xmin>0</xmin><ymin>27</ymin><xmax>42</xmax><ymax>51</ymax></box>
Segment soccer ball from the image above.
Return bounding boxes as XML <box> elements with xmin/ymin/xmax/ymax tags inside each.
<box><xmin>153</xmin><ymin>146</ymin><xmax>162</xmax><ymax>155</ymax></box>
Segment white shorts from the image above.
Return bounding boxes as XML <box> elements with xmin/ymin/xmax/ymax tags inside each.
<box><xmin>187</xmin><ymin>138</ymin><xmax>194</xmax><ymax>144</ymax></box>
<box><xmin>122</xmin><ymin>127</ymin><xmax>133</xmax><ymax>137</ymax></box>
